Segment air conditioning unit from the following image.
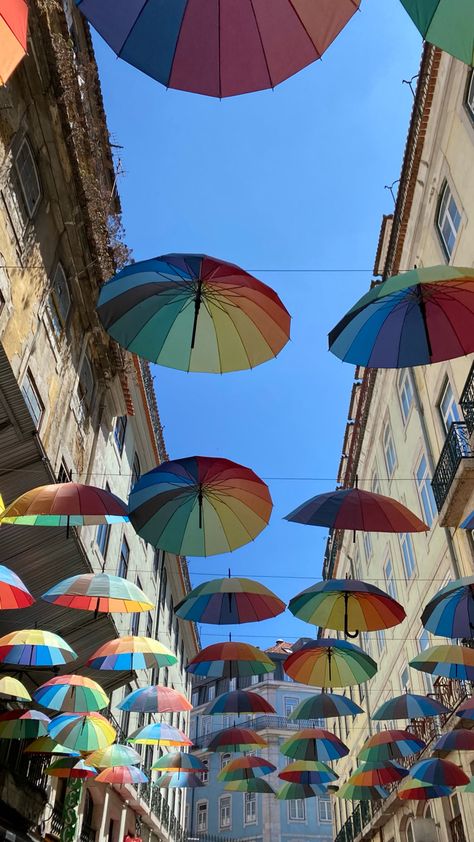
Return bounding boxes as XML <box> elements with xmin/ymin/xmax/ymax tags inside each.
<box><xmin>410</xmin><ymin>818</ymin><xmax>438</xmax><ymax>842</ymax></box>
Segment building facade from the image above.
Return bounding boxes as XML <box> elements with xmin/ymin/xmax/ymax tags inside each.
<box><xmin>188</xmin><ymin>641</ymin><xmax>334</xmax><ymax>842</ymax></box>
<box><xmin>322</xmin><ymin>46</ymin><xmax>474</xmax><ymax>842</ymax></box>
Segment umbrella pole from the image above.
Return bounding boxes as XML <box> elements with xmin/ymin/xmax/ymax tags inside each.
<box><xmin>191</xmin><ymin>279</ymin><xmax>203</xmax><ymax>349</ymax></box>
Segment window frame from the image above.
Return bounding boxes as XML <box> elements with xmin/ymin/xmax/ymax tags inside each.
<box><xmin>288</xmin><ymin>798</ymin><xmax>306</xmax><ymax>822</ymax></box>
<box><xmin>398</xmin><ymin>370</ymin><xmax>414</xmax><ymax>425</ymax></box>
<box><xmin>219</xmin><ymin>795</ymin><xmax>232</xmax><ymax>830</ymax></box>
<box><xmin>415</xmin><ymin>453</ymin><xmax>437</xmax><ymax>528</ymax></box>
<box><xmin>318</xmin><ymin>797</ymin><xmax>332</xmax><ymax>823</ymax></box>
<box><xmin>117</xmin><ymin>536</ymin><xmax>130</xmax><ymax>579</ymax></box>
<box><xmin>113</xmin><ymin>415</ymin><xmax>127</xmax><ymax>456</ymax></box>
<box><xmin>13</xmin><ymin>137</ymin><xmax>42</xmax><ymax>221</ymax></box>
<box><xmin>383</xmin><ymin>421</ymin><xmax>397</xmax><ymax>479</ymax></box>
<box><xmin>200</xmin><ymin>757</ymin><xmax>209</xmax><ymax>784</ymax></box>
<box><xmin>284</xmin><ymin>696</ymin><xmax>299</xmax><ymax>718</ymax></box>
<box><xmin>21</xmin><ymin>368</ymin><xmax>44</xmax><ymax>429</ymax></box>
<box><xmin>96</xmin><ymin>483</ymin><xmax>112</xmax><ymax>559</ymax></box>
<box><xmin>131</xmin><ymin>451</ymin><xmax>141</xmax><ymax>489</ymax></box>
<box><xmin>438</xmin><ymin>379</ymin><xmax>461</xmax><ymax>435</ymax></box>
<box><xmin>47</xmin><ymin>262</ymin><xmax>71</xmax><ymax>339</ymax></box>
<box><xmin>384</xmin><ymin>554</ymin><xmax>397</xmax><ymax>601</ymax></box>
<box><xmin>400</xmin><ymin>532</ymin><xmax>416</xmax><ymax>581</ymax></box>
<box><xmin>220</xmin><ymin>752</ymin><xmax>231</xmax><ymax>770</ymax></box>
<box><xmin>243</xmin><ymin>791</ymin><xmax>257</xmax><ymax>825</ymax></box>
<box><xmin>196</xmin><ymin>801</ymin><xmax>208</xmax><ymax>833</ymax></box>
<box><xmin>436</xmin><ymin>180</ymin><xmax>461</xmax><ymax>259</ymax></box>
<box><xmin>466</xmin><ymin>69</ymin><xmax>474</xmax><ymax>124</ymax></box>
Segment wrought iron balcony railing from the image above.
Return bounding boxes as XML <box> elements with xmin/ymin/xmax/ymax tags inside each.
<box><xmin>431</xmin><ymin>422</ymin><xmax>474</xmax><ymax>512</ymax></box>
<box><xmin>192</xmin><ymin>715</ymin><xmax>323</xmax><ymax>748</ymax></box>
<box><xmin>461</xmin><ymin>364</ymin><xmax>474</xmax><ymax>436</ymax></box>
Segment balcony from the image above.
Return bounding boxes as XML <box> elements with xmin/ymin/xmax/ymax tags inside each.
<box><xmin>460</xmin><ymin>364</ymin><xmax>474</xmax><ymax>436</ymax></box>
<box><xmin>431</xmin><ymin>422</ymin><xmax>474</xmax><ymax>525</ymax></box>
<box><xmin>192</xmin><ymin>715</ymin><xmax>322</xmax><ymax>749</ymax></box>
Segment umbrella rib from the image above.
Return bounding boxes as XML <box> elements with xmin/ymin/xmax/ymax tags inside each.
<box><xmin>248</xmin><ymin>0</ymin><xmax>274</xmax><ymax>89</ymax></box>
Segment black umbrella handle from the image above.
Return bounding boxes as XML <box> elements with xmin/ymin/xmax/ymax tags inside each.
<box><xmin>344</xmin><ymin>592</ymin><xmax>359</xmax><ymax>639</ymax></box>
<box><xmin>198</xmin><ymin>484</ymin><xmax>203</xmax><ymax>529</ymax></box>
<box><xmin>191</xmin><ymin>278</ymin><xmax>203</xmax><ymax>349</ymax></box>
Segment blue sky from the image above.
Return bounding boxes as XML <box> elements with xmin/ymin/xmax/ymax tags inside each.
<box><xmin>93</xmin><ymin>1</ymin><xmax>422</xmax><ymax>649</ymax></box>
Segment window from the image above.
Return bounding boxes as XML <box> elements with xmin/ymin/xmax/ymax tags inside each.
<box><xmin>219</xmin><ymin>796</ymin><xmax>231</xmax><ymax>830</ymax></box>
<box><xmin>383</xmin><ymin>423</ymin><xmax>396</xmax><ymax>478</ymax></box>
<box><xmin>191</xmin><ymin>691</ymin><xmax>199</xmax><ymax>707</ymax></box>
<box><xmin>319</xmin><ymin>798</ymin><xmax>332</xmax><ymax>822</ymax></box>
<box><xmin>250</xmin><ymin>674</ymin><xmax>259</xmax><ymax>686</ymax></box>
<box><xmin>400</xmin><ymin>532</ymin><xmax>416</xmax><ymax>580</ymax></box>
<box><xmin>146</xmin><ymin>613</ymin><xmax>153</xmax><ymax>639</ymax></box>
<box><xmin>130</xmin><ymin>576</ymin><xmax>143</xmax><ymax>636</ymax></box>
<box><xmin>77</xmin><ymin>355</ymin><xmax>94</xmax><ymax>416</ymax></box>
<box><xmin>168</xmin><ymin>597</ymin><xmax>174</xmax><ymax>633</ymax></box>
<box><xmin>400</xmin><ymin>665</ymin><xmax>410</xmax><ymax>693</ymax></box>
<box><xmin>197</xmin><ymin>802</ymin><xmax>208</xmax><ymax>832</ymax></box>
<box><xmin>207</xmin><ymin>684</ymin><xmax>216</xmax><ymax>702</ymax></box>
<box><xmin>180</xmin><ymin>641</ymin><xmax>185</xmax><ymax>668</ymax></box>
<box><xmin>21</xmin><ymin>369</ymin><xmax>44</xmax><ymax>428</ymax></box>
<box><xmin>229</xmin><ymin>677</ymin><xmax>237</xmax><ymax>692</ymax></box>
<box><xmin>244</xmin><ymin>792</ymin><xmax>257</xmax><ymax>825</ymax></box>
<box><xmin>96</xmin><ymin>484</ymin><xmax>112</xmax><ymax>557</ymax></box>
<box><xmin>153</xmin><ymin>549</ymin><xmax>162</xmax><ymax>579</ymax></box>
<box><xmin>416</xmin><ymin>454</ymin><xmax>437</xmax><ymax>526</ymax></box>
<box><xmin>200</xmin><ymin>758</ymin><xmax>209</xmax><ymax>784</ymax></box>
<box><xmin>439</xmin><ymin>380</ymin><xmax>460</xmax><ymax>434</ymax></box>
<box><xmin>114</xmin><ymin>415</ymin><xmax>127</xmax><ymax>455</ymax></box>
<box><xmin>118</xmin><ymin>537</ymin><xmax>130</xmax><ymax>579</ymax></box>
<box><xmin>406</xmin><ymin>820</ymin><xmax>415</xmax><ymax>842</ymax></box>
<box><xmin>221</xmin><ymin>753</ymin><xmax>231</xmax><ymax>769</ymax></box>
<box><xmin>437</xmin><ymin>181</ymin><xmax>461</xmax><ymax>258</ymax></box>
<box><xmin>363</xmin><ymin>532</ymin><xmax>372</xmax><ymax>561</ymax></box>
<box><xmin>376</xmin><ymin>628</ymin><xmax>385</xmax><ymax>655</ymax></box>
<box><xmin>384</xmin><ymin>556</ymin><xmax>397</xmax><ymax>600</ymax></box>
<box><xmin>467</xmin><ymin>70</ymin><xmax>474</xmax><ymax>122</ymax></box>
<box><xmin>284</xmin><ymin>697</ymin><xmax>299</xmax><ymax>718</ymax></box>
<box><xmin>371</xmin><ymin>471</ymin><xmax>381</xmax><ymax>495</ymax></box>
<box><xmin>160</xmin><ymin>566</ymin><xmax>168</xmax><ymax>607</ymax></box>
<box><xmin>418</xmin><ymin>630</ymin><xmax>433</xmax><ymax>692</ymax></box>
<box><xmin>47</xmin><ymin>263</ymin><xmax>70</xmax><ymax>337</ymax></box>
<box><xmin>288</xmin><ymin>799</ymin><xmax>305</xmax><ymax>821</ymax></box>
<box><xmin>399</xmin><ymin>370</ymin><xmax>414</xmax><ymax>423</ymax></box>
<box><xmin>131</xmin><ymin>452</ymin><xmax>141</xmax><ymax>488</ymax></box>
<box><xmin>57</xmin><ymin>460</ymin><xmax>70</xmax><ymax>484</ymax></box>
<box><xmin>13</xmin><ymin>138</ymin><xmax>41</xmax><ymax>221</ymax></box>
<box><xmin>120</xmin><ymin>683</ymin><xmax>132</xmax><ymax>735</ymax></box>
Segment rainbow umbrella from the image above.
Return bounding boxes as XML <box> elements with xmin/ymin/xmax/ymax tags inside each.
<box><xmin>97</xmin><ymin>254</ymin><xmax>290</xmax><ymax>371</ymax></box>
<box><xmin>34</xmin><ymin>675</ymin><xmax>109</xmax><ymax>712</ymax></box>
<box><xmin>398</xmin><ymin>778</ymin><xmax>453</xmax><ymax>800</ymax></box>
<box><xmin>456</xmin><ymin>697</ymin><xmax>474</xmax><ymax>720</ymax></box>
<box><xmin>288</xmin><ymin>692</ymin><xmax>363</xmax><ymax>720</ymax></box>
<box><xmin>0</xmin><ymin>629</ymin><xmax>77</xmax><ymax>667</ymax></box>
<box><xmin>154</xmin><ymin>772</ymin><xmax>203</xmax><ymax>789</ymax></box>
<box><xmin>25</xmin><ymin>736</ymin><xmax>80</xmax><ymax>756</ymax></box>
<box><xmin>206</xmin><ymin>689</ymin><xmax>275</xmax><ymax>716</ymax></box>
<box><xmin>87</xmin><ymin>636</ymin><xmax>177</xmax><ymax>671</ymax></box>
<box><xmin>372</xmin><ymin>693</ymin><xmax>451</xmax><ymax>720</ymax></box>
<box><xmin>279</xmin><ymin>760</ymin><xmax>338</xmax><ymax>785</ymax></box>
<box><xmin>409</xmin><ymin>645</ymin><xmax>474</xmax><ymax>682</ymax></box>
<box><xmin>0</xmin><ymin>483</ymin><xmax>128</xmax><ymax>527</ymax></box>
<box><xmin>175</xmin><ymin>576</ymin><xmax>285</xmax><ymax>624</ymax></box>
<box><xmin>0</xmin><ymin>676</ymin><xmax>31</xmax><ymax>702</ymax></box>
<box><xmin>350</xmin><ymin>760</ymin><xmax>408</xmax><ymax>786</ymax></box>
<box><xmin>128</xmin><ymin>722</ymin><xmax>192</xmax><ymax>747</ymax></box>
<box><xmin>217</xmin><ymin>756</ymin><xmax>276</xmax><ymax>782</ymax></box>
<box><xmin>464</xmin><ymin>777</ymin><xmax>474</xmax><ymax>792</ymax></box>
<box><xmin>433</xmin><ymin>729</ymin><xmax>474</xmax><ymax>752</ymax></box>
<box><xmin>87</xmin><ymin>744</ymin><xmax>141</xmax><ymax>768</ymax></box>
<box><xmin>280</xmin><ymin>729</ymin><xmax>348</xmax><ymax>763</ymax></box>
<box><xmin>152</xmin><ymin>753</ymin><xmax>206</xmax><ymax>774</ymax></box>
<box><xmin>186</xmin><ymin>642</ymin><xmax>274</xmax><ymax>680</ymax></box>
<box><xmin>42</xmin><ymin>573</ymin><xmax>153</xmax><ymax>614</ymax></box>
<box><xmin>285</xmin><ymin>488</ymin><xmax>427</xmax><ymax>532</ymax></box>
<box><xmin>46</xmin><ymin>757</ymin><xmax>97</xmax><ymax>780</ymax></box>
<box><xmin>96</xmin><ymin>766</ymin><xmax>148</xmax><ymax>785</ymax></box>
<box><xmin>421</xmin><ymin>577</ymin><xmax>474</xmax><ymax>639</ymax></box>
<box><xmin>336</xmin><ymin>782</ymin><xmax>388</xmax><ymax>800</ymax></box>
<box><xmin>399</xmin><ymin>2</ymin><xmax>474</xmax><ymax>66</ymax></box>
<box><xmin>129</xmin><ymin>456</ymin><xmax>272</xmax><ymax>557</ymax></box>
<box><xmin>0</xmin><ymin>710</ymin><xmax>50</xmax><ymax>739</ymax></box>
<box><xmin>0</xmin><ymin>0</ymin><xmax>28</xmax><ymax>85</ymax></box>
<box><xmin>225</xmin><ymin>779</ymin><xmax>275</xmax><ymax>794</ymax></box>
<box><xmin>276</xmin><ymin>783</ymin><xmax>322</xmax><ymax>800</ymax></box>
<box><xmin>0</xmin><ymin>565</ymin><xmax>34</xmax><ymax>609</ymax></box>
<box><xmin>208</xmin><ymin>727</ymin><xmax>267</xmax><ymax>753</ymax></box>
<box><xmin>283</xmin><ymin>639</ymin><xmax>377</xmax><ymax>687</ymax></box>
<box><xmin>48</xmin><ymin>713</ymin><xmax>116</xmax><ymax>752</ymax></box>
<box><xmin>118</xmin><ymin>684</ymin><xmax>191</xmax><ymax>714</ymax></box>
<box><xmin>359</xmin><ymin>730</ymin><xmax>425</xmax><ymax>762</ymax></box>
<box><xmin>288</xmin><ymin>579</ymin><xmax>405</xmax><ymax>637</ymax></box>
<box><xmin>410</xmin><ymin>759</ymin><xmax>469</xmax><ymax>787</ymax></box>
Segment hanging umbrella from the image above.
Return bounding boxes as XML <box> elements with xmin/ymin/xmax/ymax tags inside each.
<box><xmin>175</xmin><ymin>576</ymin><xmax>284</xmax><ymax>624</ymax></box>
<box><xmin>283</xmin><ymin>638</ymin><xmax>377</xmax><ymax>687</ymax></box>
<box><xmin>97</xmin><ymin>254</ymin><xmax>291</xmax><ymax>372</ymax></box>
<box><xmin>206</xmin><ymin>689</ymin><xmax>275</xmax><ymax>716</ymax></box>
<box><xmin>280</xmin><ymin>728</ymin><xmax>349</xmax><ymax>762</ymax></box>
<box><xmin>95</xmin><ymin>766</ymin><xmax>148</xmax><ymax>785</ymax></box>
<box><xmin>224</xmin><ymin>779</ymin><xmax>275</xmax><ymax>794</ymax></box>
<box><xmin>46</xmin><ymin>757</ymin><xmax>97</xmax><ymax>780</ymax></box>
<box><xmin>359</xmin><ymin>730</ymin><xmax>425</xmax><ymax>762</ymax></box>
<box><xmin>87</xmin><ymin>636</ymin><xmax>177</xmax><ymax>671</ymax></box>
<box><xmin>129</xmin><ymin>456</ymin><xmax>272</xmax><ymax>557</ymax></box>
<box><xmin>24</xmin><ymin>736</ymin><xmax>80</xmax><ymax>756</ymax></box>
<box><xmin>117</xmin><ymin>685</ymin><xmax>191</xmax><ymax>714</ymax></box>
<box><xmin>0</xmin><ymin>0</ymin><xmax>28</xmax><ymax>85</ymax></box>
<box><xmin>464</xmin><ymin>777</ymin><xmax>474</xmax><ymax>792</ymax></box>
<box><xmin>186</xmin><ymin>642</ymin><xmax>274</xmax><ymax>680</ymax></box>
<box><xmin>456</xmin><ymin>697</ymin><xmax>474</xmax><ymax>720</ymax></box>
<box><xmin>0</xmin><ymin>483</ymin><xmax>128</xmax><ymax>527</ymax></box>
<box><xmin>87</xmin><ymin>744</ymin><xmax>141</xmax><ymax>768</ymax></box>
<box><xmin>409</xmin><ymin>645</ymin><xmax>474</xmax><ymax>682</ymax></box>
<box><xmin>128</xmin><ymin>722</ymin><xmax>192</xmax><ymax>747</ymax></box>
<box><xmin>208</xmin><ymin>727</ymin><xmax>267</xmax><ymax>753</ymax></box>
<box><xmin>288</xmin><ymin>692</ymin><xmax>363</xmax><ymax>720</ymax></box>
<box><xmin>0</xmin><ymin>565</ymin><xmax>34</xmax><ymax>609</ymax></box>
<box><xmin>278</xmin><ymin>760</ymin><xmax>338</xmax><ymax>785</ymax></box>
<box><xmin>42</xmin><ymin>573</ymin><xmax>153</xmax><ymax>614</ymax></box>
<box><xmin>421</xmin><ymin>577</ymin><xmax>474</xmax><ymax>639</ymax></box>
<box><xmin>0</xmin><ymin>629</ymin><xmax>77</xmax><ymax>667</ymax></box>
<box><xmin>48</xmin><ymin>712</ymin><xmax>116</xmax><ymax>752</ymax></box>
<box><xmin>433</xmin><ymin>729</ymin><xmax>474</xmax><ymax>752</ymax></box>
<box><xmin>34</xmin><ymin>675</ymin><xmax>109</xmax><ymax>712</ymax></box>
<box><xmin>276</xmin><ymin>783</ymin><xmax>322</xmax><ymax>800</ymax></box>
<box><xmin>288</xmin><ymin>579</ymin><xmax>405</xmax><ymax>637</ymax></box>
<box><xmin>285</xmin><ymin>488</ymin><xmax>427</xmax><ymax>532</ymax></box>
<box><xmin>372</xmin><ymin>693</ymin><xmax>451</xmax><ymax>720</ymax></box>
<box><xmin>350</xmin><ymin>760</ymin><xmax>408</xmax><ymax>786</ymax></box>
<box><xmin>336</xmin><ymin>782</ymin><xmax>388</xmax><ymax>800</ymax></box>
<box><xmin>217</xmin><ymin>756</ymin><xmax>276</xmax><ymax>782</ymax></box>
<box><xmin>152</xmin><ymin>753</ymin><xmax>206</xmax><ymax>774</ymax></box>
<box><xmin>410</xmin><ymin>758</ymin><xmax>469</xmax><ymax>787</ymax></box>
<box><xmin>154</xmin><ymin>772</ymin><xmax>203</xmax><ymax>788</ymax></box>
<box><xmin>0</xmin><ymin>710</ymin><xmax>50</xmax><ymax>740</ymax></box>
<box><xmin>399</xmin><ymin>2</ymin><xmax>473</xmax><ymax>65</ymax></box>
<box><xmin>461</xmin><ymin>511</ymin><xmax>474</xmax><ymax>529</ymax></box>
<box><xmin>398</xmin><ymin>778</ymin><xmax>453</xmax><ymax>800</ymax></box>
<box><xmin>0</xmin><ymin>676</ymin><xmax>31</xmax><ymax>702</ymax></box>
<box><xmin>329</xmin><ymin>266</ymin><xmax>474</xmax><ymax>368</ymax></box>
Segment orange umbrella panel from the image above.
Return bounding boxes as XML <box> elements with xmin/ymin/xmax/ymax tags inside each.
<box><xmin>0</xmin><ymin>0</ymin><xmax>28</xmax><ymax>85</ymax></box>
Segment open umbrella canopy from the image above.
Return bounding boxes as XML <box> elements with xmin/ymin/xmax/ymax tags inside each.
<box><xmin>410</xmin><ymin>759</ymin><xmax>469</xmax><ymax>787</ymax></box>
<box><xmin>359</xmin><ymin>730</ymin><xmax>426</xmax><ymax>762</ymax></box>
<box><xmin>208</xmin><ymin>727</ymin><xmax>267</xmax><ymax>753</ymax></box>
<box><xmin>421</xmin><ymin>576</ymin><xmax>474</xmax><ymax>638</ymax></box>
<box><xmin>42</xmin><ymin>573</ymin><xmax>153</xmax><ymax>614</ymax></box>
<box><xmin>0</xmin><ymin>0</ymin><xmax>28</xmax><ymax>85</ymax></box>
<box><xmin>128</xmin><ymin>722</ymin><xmax>192</xmax><ymax>747</ymax></box>
<box><xmin>95</xmin><ymin>766</ymin><xmax>148</xmax><ymax>785</ymax></box>
<box><xmin>283</xmin><ymin>638</ymin><xmax>377</xmax><ymax>687</ymax></box>
<box><xmin>224</xmin><ymin>779</ymin><xmax>275</xmax><ymax>794</ymax></box>
<box><xmin>129</xmin><ymin>456</ymin><xmax>272</xmax><ymax>557</ymax></box>
<box><xmin>154</xmin><ymin>772</ymin><xmax>203</xmax><ymax>788</ymax></box>
<box><xmin>175</xmin><ymin>576</ymin><xmax>285</xmax><ymax>624</ymax></box>
<box><xmin>336</xmin><ymin>782</ymin><xmax>388</xmax><ymax>800</ymax></box>
<box><xmin>288</xmin><ymin>579</ymin><xmax>405</xmax><ymax>635</ymax></box>
<box><xmin>372</xmin><ymin>693</ymin><xmax>451</xmax><ymax>720</ymax></box>
<box><xmin>206</xmin><ymin>689</ymin><xmax>275</xmax><ymax>716</ymax></box>
<box><xmin>24</xmin><ymin>737</ymin><xmax>79</xmax><ymax>756</ymax></box>
<box><xmin>456</xmin><ymin>697</ymin><xmax>474</xmax><ymax>720</ymax></box>
<box><xmin>350</xmin><ymin>760</ymin><xmax>408</xmax><ymax>787</ymax></box>
<box><xmin>280</xmin><ymin>729</ymin><xmax>349</xmax><ymax>762</ymax></box>
<box><xmin>0</xmin><ymin>709</ymin><xmax>50</xmax><ymax>740</ymax></box>
<box><xmin>186</xmin><ymin>642</ymin><xmax>275</xmax><ymax>679</ymax></box>
<box><xmin>285</xmin><ymin>488</ymin><xmax>427</xmax><ymax>532</ymax></box>
<box><xmin>217</xmin><ymin>756</ymin><xmax>276</xmax><ymax>781</ymax></box>
<box><xmin>46</xmin><ymin>757</ymin><xmax>97</xmax><ymax>779</ymax></box>
<box><xmin>329</xmin><ymin>266</ymin><xmax>474</xmax><ymax>368</ymax></box>
<box><xmin>433</xmin><ymin>729</ymin><xmax>474</xmax><ymax>752</ymax></box>
<box><xmin>34</xmin><ymin>675</ymin><xmax>109</xmax><ymax>712</ymax></box>
<box><xmin>87</xmin><ymin>636</ymin><xmax>177</xmax><ymax>671</ymax></box>
<box><xmin>409</xmin><ymin>645</ymin><xmax>474</xmax><ymax>682</ymax></box>
<box><xmin>96</xmin><ymin>254</ymin><xmax>291</xmax><ymax>372</ymax></box>
<box><xmin>288</xmin><ymin>692</ymin><xmax>363</xmax><ymax>720</ymax></box>
<box><xmin>0</xmin><ymin>629</ymin><xmax>77</xmax><ymax>667</ymax></box>
<box><xmin>464</xmin><ymin>777</ymin><xmax>474</xmax><ymax>793</ymax></box>
<box><xmin>48</xmin><ymin>713</ymin><xmax>116</xmax><ymax>752</ymax></box>
<box><xmin>152</xmin><ymin>753</ymin><xmax>206</xmax><ymax>774</ymax></box>
<box><xmin>0</xmin><ymin>676</ymin><xmax>31</xmax><ymax>702</ymax></box>
<box><xmin>399</xmin><ymin>1</ymin><xmax>474</xmax><ymax>65</ymax></box>
<box><xmin>0</xmin><ymin>483</ymin><xmax>128</xmax><ymax>526</ymax></box>
<box><xmin>278</xmin><ymin>760</ymin><xmax>338</xmax><ymax>785</ymax></box>
<box><xmin>117</xmin><ymin>685</ymin><xmax>191</xmax><ymax>714</ymax></box>
<box><xmin>398</xmin><ymin>778</ymin><xmax>453</xmax><ymax>800</ymax></box>
<box><xmin>276</xmin><ymin>782</ymin><xmax>324</xmax><ymax>800</ymax></box>
<box><xmin>461</xmin><ymin>511</ymin><xmax>474</xmax><ymax>529</ymax></box>
<box><xmin>87</xmin><ymin>745</ymin><xmax>141</xmax><ymax>768</ymax></box>
<box><xmin>0</xmin><ymin>565</ymin><xmax>34</xmax><ymax>609</ymax></box>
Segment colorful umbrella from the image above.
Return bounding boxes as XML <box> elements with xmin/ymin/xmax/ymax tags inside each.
<box><xmin>276</xmin><ymin>783</ymin><xmax>322</xmax><ymax>800</ymax></box>
<box><xmin>280</xmin><ymin>728</ymin><xmax>349</xmax><ymax>762</ymax></box>
<box><xmin>350</xmin><ymin>761</ymin><xmax>408</xmax><ymax>786</ymax></box>
<box><xmin>464</xmin><ymin>777</ymin><xmax>474</xmax><ymax>792</ymax></box>
<box><xmin>186</xmin><ymin>642</ymin><xmax>274</xmax><ymax>680</ymax></box>
<box><xmin>224</xmin><ymin>779</ymin><xmax>275</xmax><ymax>794</ymax></box>
<box><xmin>359</xmin><ymin>730</ymin><xmax>425</xmax><ymax>762</ymax></box>
<box><xmin>217</xmin><ymin>756</ymin><xmax>276</xmax><ymax>782</ymax></box>
<box><xmin>283</xmin><ymin>638</ymin><xmax>377</xmax><ymax>687</ymax></box>
<box><xmin>288</xmin><ymin>692</ymin><xmax>363</xmax><ymax>720</ymax></box>
<box><xmin>461</xmin><ymin>511</ymin><xmax>474</xmax><ymax>529</ymax></box>
<box><xmin>97</xmin><ymin>254</ymin><xmax>291</xmax><ymax>372</ymax></box>
<box><xmin>398</xmin><ymin>778</ymin><xmax>453</xmax><ymax>800</ymax></box>
<box><xmin>1</xmin><ymin>482</ymin><xmax>128</xmax><ymax>526</ymax></box>
<box><xmin>279</xmin><ymin>760</ymin><xmax>338</xmax><ymax>785</ymax></box>
<box><xmin>399</xmin><ymin>1</ymin><xmax>473</xmax><ymax>65</ymax></box>
<box><xmin>206</xmin><ymin>689</ymin><xmax>275</xmax><ymax>716</ymax></box>
<box><xmin>0</xmin><ymin>709</ymin><xmax>50</xmax><ymax>739</ymax></box>
<box><xmin>34</xmin><ymin>675</ymin><xmax>109</xmax><ymax>712</ymax></box>
<box><xmin>409</xmin><ymin>645</ymin><xmax>474</xmax><ymax>682</ymax></box>
<box><xmin>128</xmin><ymin>722</ymin><xmax>192</xmax><ymax>747</ymax></box>
<box><xmin>336</xmin><ymin>782</ymin><xmax>388</xmax><ymax>800</ymax></box>
<box><xmin>117</xmin><ymin>685</ymin><xmax>191</xmax><ymax>714</ymax></box>
<box><xmin>87</xmin><ymin>636</ymin><xmax>177</xmax><ymax>671</ymax></box>
<box><xmin>0</xmin><ymin>565</ymin><xmax>34</xmax><ymax>609</ymax></box>
<box><xmin>87</xmin><ymin>744</ymin><xmax>141</xmax><ymax>768</ymax></box>
<box><xmin>48</xmin><ymin>713</ymin><xmax>116</xmax><ymax>752</ymax></box>
<box><xmin>42</xmin><ymin>573</ymin><xmax>153</xmax><ymax>614</ymax></box>
<box><xmin>129</xmin><ymin>456</ymin><xmax>272</xmax><ymax>557</ymax></box>
<box><xmin>285</xmin><ymin>488</ymin><xmax>427</xmax><ymax>532</ymax></box>
<box><xmin>455</xmin><ymin>697</ymin><xmax>474</xmax><ymax>720</ymax></box>
<box><xmin>0</xmin><ymin>0</ymin><xmax>28</xmax><ymax>85</ymax></box>
<box><xmin>421</xmin><ymin>577</ymin><xmax>474</xmax><ymax>639</ymax></box>
<box><xmin>410</xmin><ymin>759</ymin><xmax>469</xmax><ymax>787</ymax></box>
<box><xmin>433</xmin><ymin>729</ymin><xmax>474</xmax><ymax>752</ymax></box>
<box><xmin>24</xmin><ymin>736</ymin><xmax>79</xmax><ymax>756</ymax></box>
<box><xmin>95</xmin><ymin>766</ymin><xmax>148</xmax><ymax>785</ymax></box>
<box><xmin>154</xmin><ymin>772</ymin><xmax>203</xmax><ymax>788</ymax></box>
<box><xmin>175</xmin><ymin>576</ymin><xmax>284</xmax><ymax>624</ymax></box>
<box><xmin>0</xmin><ymin>676</ymin><xmax>31</xmax><ymax>702</ymax></box>
<box><xmin>208</xmin><ymin>727</ymin><xmax>267</xmax><ymax>753</ymax></box>
<box><xmin>46</xmin><ymin>758</ymin><xmax>97</xmax><ymax>780</ymax></box>
<box><xmin>288</xmin><ymin>579</ymin><xmax>405</xmax><ymax>637</ymax></box>
<box><xmin>0</xmin><ymin>629</ymin><xmax>77</xmax><ymax>667</ymax></box>
<box><xmin>372</xmin><ymin>693</ymin><xmax>451</xmax><ymax>720</ymax></box>
<box><xmin>329</xmin><ymin>266</ymin><xmax>474</xmax><ymax>368</ymax></box>
<box><xmin>152</xmin><ymin>753</ymin><xmax>206</xmax><ymax>774</ymax></box>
